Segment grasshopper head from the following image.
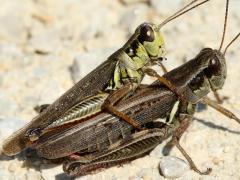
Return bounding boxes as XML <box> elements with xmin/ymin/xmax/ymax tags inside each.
<box><xmin>188</xmin><ymin>48</ymin><xmax>227</xmax><ymax>100</ymax></box>
<box><xmin>136</xmin><ymin>22</ymin><xmax>165</xmax><ymax>61</ymax></box>
<box><xmin>204</xmin><ymin>49</ymin><xmax>227</xmax><ymax>91</ymax></box>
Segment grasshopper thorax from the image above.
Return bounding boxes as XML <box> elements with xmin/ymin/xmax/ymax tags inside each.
<box><xmin>107</xmin><ymin>23</ymin><xmax>165</xmax><ymax>90</ymax></box>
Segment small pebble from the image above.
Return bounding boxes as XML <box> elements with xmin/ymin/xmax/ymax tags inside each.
<box><xmin>159</xmin><ymin>156</ymin><xmax>190</xmax><ymax>178</ymax></box>
<box><xmin>212</xmin><ymin>157</ymin><xmax>222</xmax><ymax>165</ymax></box>
<box><xmin>223</xmin><ymin>146</ymin><xmax>230</xmax><ymax>153</ymax></box>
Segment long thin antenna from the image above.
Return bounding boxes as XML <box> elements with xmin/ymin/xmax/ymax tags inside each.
<box><xmin>159</xmin><ymin>0</ymin><xmax>210</xmax><ymax>27</ymax></box>
<box><xmin>159</xmin><ymin>0</ymin><xmax>199</xmax><ymax>27</ymax></box>
<box><xmin>223</xmin><ymin>32</ymin><xmax>240</xmax><ymax>55</ymax></box>
<box><xmin>219</xmin><ymin>0</ymin><xmax>229</xmax><ymax>51</ymax></box>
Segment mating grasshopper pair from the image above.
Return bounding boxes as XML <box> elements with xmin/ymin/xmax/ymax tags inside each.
<box><xmin>2</xmin><ymin>0</ymin><xmax>208</xmax><ymax>154</ymax></box>
<box><xmin>2</xmin><ymin>0</ymin><xmax>240</xmax><ymax>177</ymax></box>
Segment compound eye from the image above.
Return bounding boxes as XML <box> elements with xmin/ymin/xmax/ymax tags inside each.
<box><xmin>138</xmin><ymin>24</ymin><xmax>155</xmax><ymax>43</ymax></box>
<box><xmin>205</xmin><ymin>57</ymin><xmax>221</xmax><ymax>78</ymax></box>
<box><xmin>209</xmin><ymin>57</ymin><xmax>221</xmax><ymax>74</ymax></box>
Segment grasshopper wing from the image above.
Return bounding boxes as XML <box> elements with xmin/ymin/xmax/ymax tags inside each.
<box><xmin>34</xmin><ymin>86</ymin><xmax>177</xmax><ymax>159</ymax></box>
<box><xmin>2</xmin><ymin>57</ymin><xmax>118</xmax><ymax>156</ymax></box>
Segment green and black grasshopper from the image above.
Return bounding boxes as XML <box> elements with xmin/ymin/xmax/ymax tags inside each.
<box><xmin>3</xmin><ymin>0</ymin><xmax>240</xmax><ymax>175</ymax></box>
<box><xmin>2</xmin><ymin>0</ymin><xmax>209</xmax><ymax>156</ymax></box>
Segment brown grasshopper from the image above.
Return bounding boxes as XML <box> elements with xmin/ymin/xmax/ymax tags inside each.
<box><xmin>61</xmin><ymin>41</ymin><xmax>240</xmax><ymax>175</ymax></box>
<box><xmin>2</xmin><ymin>0</ymin><xmax>210</xmax><ymax>156</ymax></box>
<box><xmin>20</xmin><ymin>0</ymin><xmax>240</xmax><ymax>176</ymax></box>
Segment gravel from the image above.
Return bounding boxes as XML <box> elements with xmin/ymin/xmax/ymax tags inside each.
<box><xmin>0</xmin><ymin>0</ymin><xmax>240</xmax><ymax>179</ymax></box>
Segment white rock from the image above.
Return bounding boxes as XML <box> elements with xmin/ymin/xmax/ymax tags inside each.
<box><xmin>159</xmin><ymin>156</ymin><xmax>190</xmax><ymax>178</ymax></box>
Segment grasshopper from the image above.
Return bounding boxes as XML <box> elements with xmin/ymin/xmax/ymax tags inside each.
<box><xmin>21</xmin><ymin>0</ymin><xmax>240</xmax><ymax>176</ymax></box>
<box><xmin>2</xmin><ymin>0</ymin><xmax>210</xmax><ymax>156</ymax></box>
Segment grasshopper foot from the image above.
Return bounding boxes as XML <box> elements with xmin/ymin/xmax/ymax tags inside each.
<box><xmin>199</xmin><ymin>168</ymin><xmax>212</xmax><ymax>175</ymax></box>
<box><xmin>172</xmin><ymin>137</ymin><xmax>212</xmax><ymax>175</ymax></box>
<box><xmin>63</xmin><ymin>161</ymin><xmax>106</xmax><ymax>177</ymax></box>
<box><xmin>168</xmin><ymin>117</ymin><xmax>212</xmax><ymax>175</ymax></box>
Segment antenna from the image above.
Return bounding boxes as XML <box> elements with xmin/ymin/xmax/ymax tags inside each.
<box><xmin>159</xmin><ymin>0</ymin><xmax>210</xmax><ymax>27</ymax></box>
<box><xmin>223</xmin><ymin>32</ymin><xmax>240</xmax><ymax>55</ymax></box>
<box><xmin>219</xmin><ymin>0</ymin><xmax>229</xmax><ymax>51</ymax></box>
<box><xmin>159</xmin><ymin>0</ymin><xmax>199</xmax><ymax>27</ymax></box>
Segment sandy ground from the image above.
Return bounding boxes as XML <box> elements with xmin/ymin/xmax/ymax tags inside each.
<box><xmin>0</xmin><ymin>0</ymin><xmax>240</xmax><ymax>179</ymax></box>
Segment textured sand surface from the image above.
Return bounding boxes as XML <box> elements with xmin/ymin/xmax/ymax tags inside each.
<box><xmin>0</xmin><ymin>0</ymin><xmax>240</xmax><ymax>179</ymax></box>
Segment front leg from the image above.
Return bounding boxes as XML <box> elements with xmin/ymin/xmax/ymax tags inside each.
<box><xmin>143</xmin><ymin>68</ymin><xmax>186</xmax><ymax>101</ymax></box>
<box><xmin>102</xmin><ymin>82</ymin><xmax>142</xmax><ymax>130</ymax></box>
